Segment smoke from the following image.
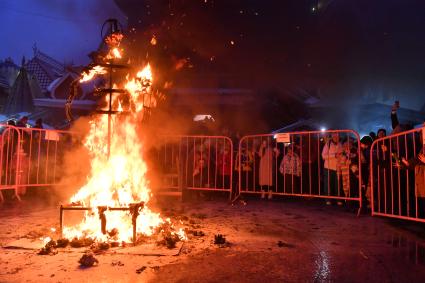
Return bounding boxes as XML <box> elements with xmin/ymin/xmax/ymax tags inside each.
<box><xmin>54</xmin><ymin>117</ymin><xmax>91</xmax><ymax>202</ymax></box>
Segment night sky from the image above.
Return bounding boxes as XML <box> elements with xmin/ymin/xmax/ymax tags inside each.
<box><xmin>2</xmin><ymin>0</ymin><xmax>425</xmax><ymax>131</ymax></box>
<box><xmin>113</xmin><ymin>1</ymin><xmax>425</xmax><ymax>109</ymax></box>
<box><xmin>0</xmin><ymin>0</ymin><xmax>126</xmax><ymax>65</ymax></box>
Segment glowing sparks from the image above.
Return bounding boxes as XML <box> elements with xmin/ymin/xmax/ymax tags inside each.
<box><xmin>150</xmin><ymin>36</ymin><xmax>157</xmax><ymax>45</ymax></box>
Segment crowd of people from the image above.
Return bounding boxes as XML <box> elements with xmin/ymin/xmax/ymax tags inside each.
<box><xmin>167</xmin><ymin>101</ymin><xmax>424</xmax><ymax>216</ymax></box>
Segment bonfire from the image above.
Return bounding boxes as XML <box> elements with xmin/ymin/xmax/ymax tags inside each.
<box><xmin>57</xmin><ymin>20</ymin><xmax>185</xmax><ymax>247</ymax></box>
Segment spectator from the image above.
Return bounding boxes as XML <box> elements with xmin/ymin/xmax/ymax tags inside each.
<box><xmin>258</xmin><ymin>138</ymin><xmax>278</xmax><ymax>199</ymax></box>
<box><xmin>337</xmin><ymin>138</ymin><xmax>356</xmax><ymax>199</ymax></box>
<box><xmin>279</xmin><ymin>144</ymin><xmax>301</xmax><ymax>193</ymax></box>
<box><xmin>321</xmin><ymin>132</ymin><xmax>343</xmax><ymax>205</ymax></box>
<box><xmin>34</xmin><ymin>118</ymin><xmax>43</xmax><ymax>129</ymax></box>
<box><xmin>299</xmin><ymin>134</ymin><xmax>319</xmax><ymax>194</ymax></box>
<box><xmin>369</xmin><ymin>131</ymin><xmax>377</xmax><ymax>141</ymax></box>
<box><xmin>360</xmin><ymin>135</ymin><xmax>373</xmax><ymax>208</ymax></box>
<box><xmin>16</xmin><ymin>116</ymin><xmax>28</xmax><ymax>128</ymax></box>
<box><xmin>217</xmin><ymin>144</ymin><xmax>232</xmax><ymax>189</ymax></box>
<box><xmin>373</xmin><ymin>127</ymin><xmax>391</xmax><ymax>213</ymax></box>
<box><xmin>235</xmin><ymin>143</ymin><xmax>254</xmax><ymax>191</ymax></box>
<box><xmin>377</xmin><ymin>128</ymin><xmax>386</xmax><ymax>139</ymax></box>
<box><xmin>191</xmin><ymin>141</ymin><xmax>211</xmax><ymax>188</ymax></box>
<box><xmin>391</xmin><ymin>101</ymin><xmax>413</xmax><ymax>134</ymax></box>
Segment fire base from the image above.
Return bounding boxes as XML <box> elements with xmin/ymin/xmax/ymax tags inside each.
<box><xmin>59</xmin><ymin>202</ymin><xmax>144</xmax><ymax>245</ymax></box>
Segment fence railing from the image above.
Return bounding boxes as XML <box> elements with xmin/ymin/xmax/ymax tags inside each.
<box><xmin>0</xmin><ymin>125</ymin><xmax>75</xmax><ymax>202</ymax></box>
<box><xmin>4</xmin><ymin>124</ymin><xmax>424</xmax><ymax>225</ymax></box>
<box><xmin>370</xmin><ymin>126</ymin><xmax>425</xmax><ymax>222</ymax></box>
<box><xmin>154</xmin><ymin>135</ymin><xmax>234</xmax><ymax>199</ymax></box>
<box><xmin>236</xmin><ymin>130</ymin><xmax>362</xmax><ymax>207</ymax></box>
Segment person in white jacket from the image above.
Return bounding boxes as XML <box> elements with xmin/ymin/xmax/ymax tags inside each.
<box><xmin>322</xmin><ymin>132</ymin><xmax>343</xmax><ymax>204</ymax></box>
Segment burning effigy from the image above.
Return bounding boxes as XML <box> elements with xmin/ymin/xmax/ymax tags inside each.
<box><xmin>56</xmin><ymin>19</ymin><xmax>185</xmax><ymax>248</ymax></box>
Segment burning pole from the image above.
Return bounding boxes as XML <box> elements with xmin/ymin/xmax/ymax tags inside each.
<box><xmin>66</xmin><ymin>19</ymin><xmax>129</xmax><ymax>158</ymax></box>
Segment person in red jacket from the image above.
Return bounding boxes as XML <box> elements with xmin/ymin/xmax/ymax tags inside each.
<box><xmin>217</xmin><ymin>145</ymin><xmax>232</xmax><ymax>189</ymax></box>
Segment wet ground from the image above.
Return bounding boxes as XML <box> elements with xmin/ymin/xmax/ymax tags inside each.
<box><xmin>1</xmin><ymin>195</ymin><xmax>425</xmax><ymax>283</ymax></box>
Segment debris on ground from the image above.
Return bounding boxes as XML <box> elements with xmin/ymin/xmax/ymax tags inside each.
<box><xmin>155</xmin><ymin>222</ymin><xmax>183</xmax><ymax>249</ymax></box>
<box><xmin>90</xmin><ymin>242</ymin><xmax>110</xmax><ymax>253</ymax></box>
<box><xmin>191</xmin><ymin>230</ymin><xmax>205</xmax><ymax>237</ymax></box>
<box><xmin>56</xmin><ymin>238</ymin><xmax>70</xmax><ymax>248</ymax></box>
<box><xmin>277</xmin><ymin>241</ymin><xmax>295</xmax><ymax>248</ymax></box>
<box><xmin>98</xmin><ymin>242</ymin><xmax>111</xmax><ymax>250</ymax></box>
<box><xmin>214</xmin><ymin>234</ymin><xmax>226</xmax><ymax>245</ymax></box>
<box><xmin>38</xmin><ymin>240</ymin><xmax>58</xmax><ymax>255</ymax></box>
<box><xmin>111</xmin><ymin>261</ymin><xmax>124</xmax><ymax>266</ymax></box>
<box><xmin>161</xmin><ymin>234</ymin><xmax>180</xmax><ymax>249</ymax></box>
<box><xmin>136</xmin><ymin>266</ymin><xmax>147</xmax><ymax>274</ymax></box>
<box><xmin>70</xmin><ymin>237</ymin><xmax>94</xmax><ymax>248</ymax></box>
<box><xmin>78</xmin><ymin>253</ymin><xmax>99</xmax><ymax>267</ymax></box>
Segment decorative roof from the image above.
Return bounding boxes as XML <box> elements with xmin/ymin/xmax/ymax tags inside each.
<box><xmin>0</xmin><ymin>58</ymin><xmax>20</xmax><ymax>87</ymax></box>
<box><xmin>0</xmin><ymin>74</ymin><xmax>9</xmax><ymax>89</ymax></box>
<box><xmin>0</xmin><ymin>58</ymin><xmax>19</xmax><ymax>69</ymax></box>
<box><xmin>25</xmin><ymin>48</ymin><xmax>64</xmax><ymax>92</ymax></box>
<box><xmin>4</xmin><ymin>67</ymin><xmax>35</xmax><ymax>114</ymax></box>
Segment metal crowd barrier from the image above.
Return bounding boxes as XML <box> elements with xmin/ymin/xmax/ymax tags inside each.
<box><xmin>0</xmin><ymin>125</ymin><xmax>75</xmax><ymax>202</ymax></box>
<box><xmin>370</xmin><ymin>126</ymin><xmax>425</xmax><ymax>222</ymax></box>
<box><xmin>154</xmin><ymin>135</ymin><xmax>233</xmax><ymax>199</ymax></box>
<box><xmin>236</xmin><ymin>130</ymin><xmax>362</xmax><ymax>207</ymax></box>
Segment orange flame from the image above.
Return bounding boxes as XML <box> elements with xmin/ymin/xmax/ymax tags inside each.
<box><xmin>79</xmin><ymin>66</ymin><xmax>107</xmax><ymax>83</ymax></box>
<box><xmin>63</xmin><ymin>63</ymin><xmax>182</xmax><ymax>243</ymax></box>
<box><xmin>106</xmin><ymin>48</ymin><xmax>122</xmax><ymax>59</ymax></box>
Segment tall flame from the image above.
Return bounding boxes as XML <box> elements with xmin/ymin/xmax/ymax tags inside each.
<box><xmin>63</xmin><ymin>64</ymin><xmax>172</xmax><ymax>243</ymax></box>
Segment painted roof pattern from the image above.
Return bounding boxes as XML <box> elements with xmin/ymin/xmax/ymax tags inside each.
<box><xmin>25</xmin><ymin>49</ymin><xmax>64</xmax><ymax>92</ymax></box>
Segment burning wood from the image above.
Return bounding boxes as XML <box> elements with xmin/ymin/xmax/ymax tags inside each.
<box><xmin>56</xmin><ymin>238</ymin><xmax>70</xmax><ymax>248</ymax></box>
<box><xmin>38</xmin><ymin>240</ymin><xmax>58</xmax><ymax>255</ymax></box>
<box><xmin>70</xmin><ymin>237</ymin><xmax>94</xmax><ymax>248</ymax></box>
<box><xmin>78</xmin><ymin>253</ymin><xmax>99</xmax><ymax>267</ymax></box>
